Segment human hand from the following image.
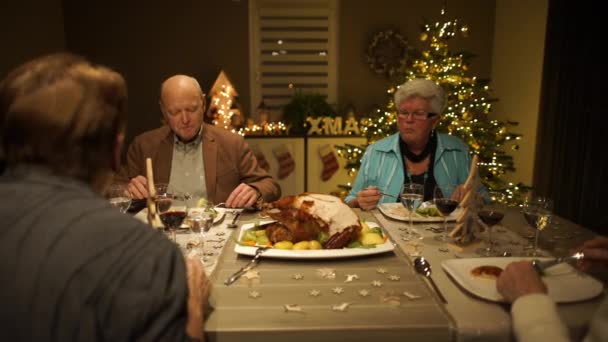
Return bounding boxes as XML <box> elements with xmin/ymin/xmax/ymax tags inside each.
<box><xmin>355</xmin><ymin>186</ymin><xmax>382</xmax><ymax>211</ymax></box>
<box><xmin>226</xmin><ymin>183</ymin><xmax>259</xmax><ymax>208</ymax></box>
<box><xmin>574</xmin><ymin>236</ymin><xmax>608</xmax><ymax>271</ymax></box>
<box><xmin>451</xmin><ymin>185</ymin><xmax>466</xmax><ymax>202</ymax></box>
<box><xmin>127</xmin><ymin>175</ymin><xmax>149</xmax><ymax>199</ymax></box>
<box><xmin>185</xmin><ymin>257</ymin><xmax>210</xmax><ymax>340</ymax></box>
<box><xmin>496</xmin><ymin>261</ymin><xmax>547</xmax><ymax>303</ymax></box>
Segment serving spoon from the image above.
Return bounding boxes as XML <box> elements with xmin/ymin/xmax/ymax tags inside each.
<box><xmin>413</xmin><ymin>257</ymin><xmax>447</xmax><ymax>303</ymax></box>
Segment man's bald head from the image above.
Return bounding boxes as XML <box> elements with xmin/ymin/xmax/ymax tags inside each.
<box><xmin>159</xmin><ymin>75</ymin><xmax>206</xmax><ymax>142</ymax></box>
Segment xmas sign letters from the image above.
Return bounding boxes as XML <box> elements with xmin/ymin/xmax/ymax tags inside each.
<box><xmin>306</xmin><ymin>116</ymin><xmax>361</xmax><ymax>136</ymax></box>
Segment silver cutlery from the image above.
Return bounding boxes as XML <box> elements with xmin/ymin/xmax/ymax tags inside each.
<box><xmin>224</xmin><ymin>247</ymin><xmax>268</xmax><ymax>285</ymax></box>
<box><xmin>227</xmin><ymin>212</ymin><xmax>240</xmax><ymax>229</ymax></box>
<box><xmin>532</xmin><ymin>252</ymin><xmax>585</xmax><ymax>273</ymax></box>
<box><xmin>414</xmin><ymin>256</ymin><xmax>447</xmax><ymax>303</ymax></box>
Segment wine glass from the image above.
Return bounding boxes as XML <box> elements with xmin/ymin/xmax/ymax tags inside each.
<box><xmin>476</xmin><ymin>192</ymin><xmax>506</xmax><ymax>256</ymax></box>
<box><xmin>400</xmin><ymin>183</ymin><xmax>424</xmax><ymax>241</ymax></box>
<box><xmin>158</xmin><ymin>190</ymin><xmax>189</xmax><ymax>243</ymax></box>
<box><xmin>187</xmin><ymin>198</ymin><xmax>215</xmax><ymax>263</ymax></box>
<box><xmin>434</xmin><ymin>184</ymin><xmax>460</xmax><ymax>252</ymax></box>
<box><xmin>522</xmin><ymin>195</ymin><xmax>553</xmax><ymax>257</ymax></box>
<box><xmin>105</xmin><ymin>183</ymin><xmax>132</xmax><ymax>213</ymax></box>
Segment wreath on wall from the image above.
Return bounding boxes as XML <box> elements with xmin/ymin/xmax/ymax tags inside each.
<box><xmin>366</xmin><ymin>29</ymin><xmax>410</xmax><ymax>77</ymax></box>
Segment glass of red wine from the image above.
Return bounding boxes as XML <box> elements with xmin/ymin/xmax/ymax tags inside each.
<box><xmin>433</xmin><ymin>184</ymin><xmax>460</xmax><ymax>252</ymax></box>
<box><xmin>157</xmin><ymin>189</ymin><xmax>189</xmax><ymax>243</ymax></box>
<box><xmin>476</xmin><ymin>191</ymin><xmax>506</xmax><ymax>256</ymax></box>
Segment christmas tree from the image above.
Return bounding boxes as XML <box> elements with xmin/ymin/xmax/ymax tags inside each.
<box><xmin>207</xmin><ymin>70</ymin><xmax>242</xmax><ymax>132</ymax></box>
<box><xmin>336</xmin><ymin>9</ymin><xmax>529</xmax><ymax>204</ymax></box>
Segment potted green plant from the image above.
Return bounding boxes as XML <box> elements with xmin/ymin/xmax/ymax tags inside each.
<box><xmin>282</xmin><ymin>91</ymin><xmax>336</xmax><ymax>135</ymax></box>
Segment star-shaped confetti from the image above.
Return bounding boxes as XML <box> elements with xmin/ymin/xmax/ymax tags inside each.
<box><xmin>358</xmin><ymin>289</ymin><xmax>370</xmax><ymax>297</ymax></box>
<box><xmin>388</xmin><ymin>275</ymin><xmax>401</xmax><ymax>281</ymax></box>
<box><xmin>331</xmin><ymin>302</ymin><xmax>352</xmax><ymax>312</ymax></box>
<box><xmin>243</xmin><ymin>270</ymin><xmax>260</xmax><ymax>280</ymax></box>
<box><xmin>317</xmin><ymin>268</ymin><xmax>336</xmax><ymax>279</ymax></box>
<box><xmin>292</xmin><ymin>273</ymin><xmax>304</xmax><ymax>280</ymax></box>
<box><xmin>309</xmin><ymin>289</ymin><xmax>321</xmax><ymax>297</ymax></box>
<box><xmin>332</xmin><ymin>287</ymin><xmax>344</xmax><ymax>294</ymax></box>
<box><xmin>248</xmin><ymin>290</ymin><xmax>261</xmax><ymax>299</ymax></box>
<box><xmin>376</xmin><ymin>268</ymin><xmax>388</xmax><ymax>274</ymax></box>
<box><xmin>402</xmin><ymin>291</ymin><xmax>422</xmax><ymax>300</ymax></box>
<box><xmin>381</xmin><ymin>294</ymin><xmax>401</xmax><ymax>307</ymax></box>
<box><xmin>283</xmin><ymin>304</ymin><xmax>304</xmax><ymax>313</ymax></box>
<box><xmin>344</xmin><ymin>274</ymin><xmax>359</xmax><ymax>283</ymax></box>
<box><xmin>371</xmin><ymin>280</ymin><xmax>383</xmax><ymax>287</ymax></box>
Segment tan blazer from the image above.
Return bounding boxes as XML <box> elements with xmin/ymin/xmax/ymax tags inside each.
<box><xmin>117</xmin><ymin>124</ymin><xmax>281</xmax><ymax>204</ymax></box>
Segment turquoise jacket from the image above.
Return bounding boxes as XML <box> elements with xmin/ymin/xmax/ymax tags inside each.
<box><xmin>345</xmin><ymin>133</ymin><xmax>483</xmax><ymax>204</ymax></box>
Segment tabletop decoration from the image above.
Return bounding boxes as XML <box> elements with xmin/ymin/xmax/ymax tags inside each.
<box><xmin>292</xmin><ymin>273</ymin><xmax>304</xmax><ymax>280</ymax></box>
<box><xmin>212</xmin><ymin>245</ymin><xmax>223</xmax><ymax>249</ymax></box>
<box><xmin>344</xmin><ymin>274</ymin><xmax>359</xmax><ymax>282</ymax></box>
<box><xmin>331</xmin><ymin>302</ymin><xmax>352</xmax><ymax>312</ymax></box>
<box><xmin>283</xmin><ymin>304</ymin><xmax>305</xmax><ymax>313</ymax></box>
<box><xmin>317</xmin><ymin>268</ymin><xmax>336</xmax><ymax>279</ymax></box>
<box><xmin>248</xmin><ymin>290</ymin><xmax>262</xmax><ymax>299</ymax></box>
<box><xmin>215</xmin><ymin>231</ymin><xmax>226</xmax><ymax>236</ymax></box>
<box><xmin>402</xmin><ymin>291</ymin><xmax>422</xmax><ymax>300</ymax></box>
<box><xmin>308</xmin><ymin>289</ymin><xmax>321</xmax><ymax>297</ymax></box>
<box><xmin>243</xmin><ymin>270</ymin><xmax>260</xmax><ymax>280</ymax></box>
<box><xmin>332</xmin><ymin>287</ymin><xmax>345</xmax><ymax>295</ymax></box>
<box><xmin>376</xmin><ymin>268</ymin><xmax>388</xmax><ymax>274</ymax></box>
<box><xmin>388</xmin><ymin>275</ymin><xmax>401</xmax><ymax>281</ymax></box>
<box><xmin>206</xmin><ymin>238</ymin><xmax>226</xmax><ymax>243</ymax></box>
<box><xmin>358</xmin><ymin>289</ymin><xmax>371</xmax><ymax>297</ymax></box>
<box><xmin>372</xmin><ymin>280</ymin><xmax>384</xmax><ymax>287</ymax></box>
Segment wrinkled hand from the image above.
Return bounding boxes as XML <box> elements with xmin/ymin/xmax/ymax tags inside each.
<box><xmin>226</xmin><ymin>183</ymin><xmax>259</xmax><ymax>208</ymax></box>
<box><xmin>355</xmin><ymin>186</ymin><xmax>382</xmax><ymax>211</ymax></box>
<box><xmin>185</xmin><ymin>257</ymin><xmax>210</xmax><ymax>340</ymax></box>
<box><xmin>574</xmin><ymin>236</ymin><xmax>608</xmax><ymax>272</ymax></box>
<box><xmin>496</xmin><ymin>261</ymin><xmax>547</xmax><ymax>303</ymax></box>
<box><xmin>128</xmin><ymin>175</ymin><xmax>149</xmax><ymax>199</ymax></box>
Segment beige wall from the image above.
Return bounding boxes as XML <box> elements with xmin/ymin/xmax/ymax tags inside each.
<box><xmin>491</xmin><ymin>0</ymin><xmax>548</xmax><ymax>186</ymax></box>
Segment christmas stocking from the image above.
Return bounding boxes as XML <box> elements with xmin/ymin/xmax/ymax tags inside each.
<box><xmin>273</xmin><ymin>145</ymin><xmax>295</xmax><ymax>180</ymax></box>
<box><xmin>251</xmin><ymin>145</ymin><xmax>270</xmax><ymax>172</ymax></box>
<box><xmin>319</xmin><ymin>144</ymin><xmax>339</xmax><ymax>181</ymax></box>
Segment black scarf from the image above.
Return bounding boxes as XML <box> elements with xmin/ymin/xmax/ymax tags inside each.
<box><xmin>399</xmin><ymin>132</ymin><xmax>438</xmax><ymax>201</ymax></box>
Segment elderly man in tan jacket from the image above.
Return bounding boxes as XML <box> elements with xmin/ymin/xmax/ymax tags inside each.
<box><xmin>119</xmin><ymin>74</ymin><xmax>280</xmax><ymax>208</ymax></box>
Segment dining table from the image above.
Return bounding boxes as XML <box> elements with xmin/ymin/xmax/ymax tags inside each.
<box><xmin>168</xmin><ymin>205</ymin><xmax>606</xmax><ymax>342</ymax></box>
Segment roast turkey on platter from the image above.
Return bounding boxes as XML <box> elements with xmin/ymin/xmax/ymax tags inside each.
<box><xmin>262</xmin><ymin>193</ymin><xmax>362</xmax><ymax>249</ymax></box>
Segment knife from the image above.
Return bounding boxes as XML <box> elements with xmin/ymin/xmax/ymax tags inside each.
<box><xmin>532</xmin><ymin>252</ymin><xmax>585</xmax><ymax>274</ymax></box>
<box><xmin>224</xmin><ymin>247</ymin><xmax>268</xmax><ymax>285</ymax></box>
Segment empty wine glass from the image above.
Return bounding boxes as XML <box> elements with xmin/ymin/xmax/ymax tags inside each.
<box><xmin>476</xmin><ymin>192</ymin><xmax>506</xmax><ymax>256</ymax></box>
<box><xmin>522</xmin><ymin>195</ymin><xmax>553</xmax><ymax>257</ymax></box>
<box><xmin>434</xmin><ymin>184</ymin><xmax>460</xmax><ymax>252</ymax></box>
<box><xmin>105</xmin><ymin>183</ymin><xmax>132</xmax><ymax>213</ymax></box>
<box><xmin>400</xmin><ymin>183</ymin><xmax>424</xmax><ymax>241</ymax></box>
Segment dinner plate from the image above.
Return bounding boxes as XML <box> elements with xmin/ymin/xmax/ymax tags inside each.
<box><xmin>441</xmin><ymin>257</ymin><xmax>604</xmax><ymax>303</ymax></box>
<box><xmin>234</xmin><ymin>221</ymin><xmax>395</xmax><ymax>259</ymax></box>
<box><xmin>134</xmin><ymin>207</ymin><xmax>226</xmax><ymax>227</ymax></box>
<box><xmin>378</xmin><ymin>202</ymin><xmax>461</xmax><ymax>222</ymax></box>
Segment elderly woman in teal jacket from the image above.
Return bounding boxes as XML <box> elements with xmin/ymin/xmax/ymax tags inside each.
<box><xmin>346</xmin><ymin>78</ymin><xmax>483</xmax><ymax>210</ymax></box>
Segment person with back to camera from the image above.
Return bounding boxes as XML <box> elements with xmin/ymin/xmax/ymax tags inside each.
<box><xmin>345</xmin><ymin>78</ymin><xmax>484</xmax><ymax>210</ymax></box>
<box><xmin>496</xmin><ymin>235</ymin><xmax>608</xmax><ymax>342</ymax></box>
<box><xmin>0</xmin><ymin>53</ymin><xmax>209</xmax><ymax>341</ymax></box>
<box><xmin>117</xmin><ymin>74</ymin><xmax>280</xmax><ymax>208</ymax></box>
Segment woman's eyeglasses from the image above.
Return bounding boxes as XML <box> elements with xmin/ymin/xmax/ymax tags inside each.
<box><xmin>397</xmin><ymin>110</ymin><xmax>437</xmax><ymax>120</ymax></box>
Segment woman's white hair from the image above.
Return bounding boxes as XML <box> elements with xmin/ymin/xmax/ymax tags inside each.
<box><xmin>394</xmin><ymin>78</ymin><xmax>447</xmax><ymax>115</ymax></box>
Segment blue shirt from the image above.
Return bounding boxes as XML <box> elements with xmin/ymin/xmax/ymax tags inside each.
<box><xmin>345</xmin><ymin>132</ymin><xmax>484</xmax><ymax>204</ymax></box>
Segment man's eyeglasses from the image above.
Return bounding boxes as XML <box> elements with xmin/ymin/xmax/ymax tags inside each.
<box><xmin>397</xmin><ymin>110</ymin><xmax>437</xmax><ymax>120</ymax></box>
